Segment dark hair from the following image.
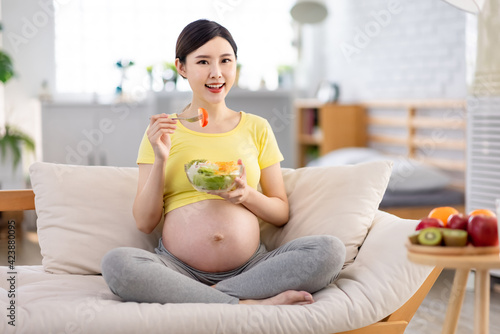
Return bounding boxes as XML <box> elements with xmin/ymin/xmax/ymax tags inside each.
<box><xmin>175</xmin><ymin>19</ymin><xmax>238</xmax><ymax>65</ymax></box>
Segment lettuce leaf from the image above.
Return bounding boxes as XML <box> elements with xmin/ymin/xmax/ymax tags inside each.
<box><xmin>192</xmin><ymin>174</ymin><xmax>235</xmax><ymax>190</ymax></box>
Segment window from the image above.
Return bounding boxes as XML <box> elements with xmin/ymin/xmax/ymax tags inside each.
<box><xmin>54</xmin><ymin>0</ymin><xmax>296</xmax><ymax>95</ymax></box>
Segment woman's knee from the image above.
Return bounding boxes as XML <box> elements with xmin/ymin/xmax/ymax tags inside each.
<box><xmin>309</xmin><ymin>235</ymin><xmax>346</xmax><ymax>279</ymax></box>
<box><xmin>320</xmin><ymin>235</ymin><xmax>345</xmax><ymax>263</ymax></box>
<box><xmin>102</xmin><ymin>247</ymin><xmax>129</xmax><ymax>275</ymax></box>
<box><xmin>101</xmin><ymin>247</ymin><xmax>147</xmax><ymax>295</ymax></box>
<box><xmin>289</xmin><ymin>235</ymin><xmax>345</xmax><ymax>293</ymax></box>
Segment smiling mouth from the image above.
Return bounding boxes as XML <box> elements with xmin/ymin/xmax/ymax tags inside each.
<box><xmin>205</xmin><ymin>83</ymin><xmax>225</xmax><ymax>89</ymax></box>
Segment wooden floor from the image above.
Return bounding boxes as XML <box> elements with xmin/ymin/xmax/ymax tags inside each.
<box><xmin>406</xmin><ymin>269</ymin><xmax>500</xmax><ymax>334</ymax></box>
<box><xmin>1</xmin><ymin>232</ymin><xmax>500</xmax><ymax>333</ymax></box>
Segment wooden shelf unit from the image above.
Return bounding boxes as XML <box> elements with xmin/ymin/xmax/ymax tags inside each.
<box><xmin>295</xmin><ymin>99</ymin><xmax>366</xmax><ymax>167</ymax></box>
<box><xmin>364</xmin><ymin>100</ymin><xmax>467</xmax><ymax>219</ymax></box>
<box><xmin>362</xmin><ymin>100</ymin><xmax>467</xmax><ymax>174</ymax></box>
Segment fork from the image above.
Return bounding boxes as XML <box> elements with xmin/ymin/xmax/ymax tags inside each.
<box><xmin>170</xmin><ymin>114</ymin><xmax>202</xmax><ymax>122</ymax></box>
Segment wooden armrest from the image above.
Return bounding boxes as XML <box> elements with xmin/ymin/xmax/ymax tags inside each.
<box><xmin>0</xmin><ymin>189</ymin><xmax>36</xmax><ymax>211</ymax></box>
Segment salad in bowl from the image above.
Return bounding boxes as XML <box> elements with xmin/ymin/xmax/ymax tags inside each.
<box><xmin>185</xmin><ymin>159</ymin><xmax>242</xmax><ymax>193</ymax></box>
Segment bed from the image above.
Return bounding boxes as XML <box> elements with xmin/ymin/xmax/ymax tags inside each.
<box><xmin>308</xmin><ymin>100</ymin><xmax>467</xmax><ymax>220</ymax></box>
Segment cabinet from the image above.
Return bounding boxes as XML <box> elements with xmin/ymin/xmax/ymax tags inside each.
<box><xmin>295</xmin><ymin>99</ymin><xmax>366</xmax><ymax>167</ymax></box>
<box><xmin>41</xmin><ymin>101</ymin><xmax>155</xmax><ymax>167</ymax></box>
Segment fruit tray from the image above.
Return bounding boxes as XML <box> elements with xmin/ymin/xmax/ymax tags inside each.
<box><xmin>406</xmin><ymin>241</ymin><xmax>499</xmax><ymax>256</ymax></box>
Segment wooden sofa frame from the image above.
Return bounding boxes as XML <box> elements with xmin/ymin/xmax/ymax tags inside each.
<box><xmin>0</xmin><ymin>189</ymin><xmax>442</xmax><ymax>334</ymax></box>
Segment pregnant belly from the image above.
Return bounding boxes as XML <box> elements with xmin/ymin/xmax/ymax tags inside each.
<box><xmin>161</xmin><ymin>199</ymin><xmax>261</xmax><ymax>272</ymax></box>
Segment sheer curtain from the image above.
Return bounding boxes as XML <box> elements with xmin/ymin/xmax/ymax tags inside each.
<box><xmin>54</xmin><ymin>0</ymin><xmax>296</xmax><ymax>95</ymax></box>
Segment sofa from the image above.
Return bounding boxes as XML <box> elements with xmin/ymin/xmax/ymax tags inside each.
<box><xmin>0</xmin><ymin>160</ymin><xmax>438</xmax><ymax>334</ymax></box>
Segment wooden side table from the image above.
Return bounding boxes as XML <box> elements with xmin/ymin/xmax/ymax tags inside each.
<box><xmin>408</xmin><ymin>250</ymin><xmax>500</xmax><ymax>334</ymax></box>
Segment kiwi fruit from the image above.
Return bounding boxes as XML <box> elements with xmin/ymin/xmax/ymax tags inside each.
<box><xmin>408</xmin><ymin>231</ymin><xmax>421</xmax><ymax>245</ymax></box>
<box><xmin>417</xmin><ymin>228</ymin><xmax>443</xmax><ymax>246</ymax></box>
<box><xmin>442</xmin><ymin>229</ymin><xmax>468</xmax><ymax>247</ymax></box>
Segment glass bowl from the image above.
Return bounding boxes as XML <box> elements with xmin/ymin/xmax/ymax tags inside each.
<box><xmin>184</xmin><ymin>161</ymin><xmax>243</xmax><ymax>194</ymax></box>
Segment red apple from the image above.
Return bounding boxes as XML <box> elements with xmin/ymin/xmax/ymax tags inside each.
<box><xmin>467</xmin><ymin>215</ymin><xmax>499</xmax><ymax>247</ymax></box>
<box><xmin>416</xmin><ymin>217</ymin><xmax>444</xmax><ymax>231</ymax></box>
<box><xmin>447</xmin><ymin>213</ymin><xmax>469</xmax><ymax>231</ymax></box>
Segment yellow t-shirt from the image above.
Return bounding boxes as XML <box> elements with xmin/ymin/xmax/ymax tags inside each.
<box><xmin>136</xmin><ymin>111</ymin><xmax>284</xmax><ymax>213</ymax></box>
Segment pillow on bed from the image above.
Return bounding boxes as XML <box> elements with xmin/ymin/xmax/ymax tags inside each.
<box><xmin>307</xmin><ymin>147</ymin><xmax>381</xmax><ymax>167</ymax></box>
<box><xmin>307</xmin><ymin>147</ymin><xmax>451</xmax><ymax>193</ymax></box>
<box><xmin>29</xmin><ymin>162</ymin><xmax>162</xmax><ymax>275</ymax></box>
<box><xmin>260</xmin><ymin>160</ymin><xmax>393</xmax><ymax>267</ymax></box>
<box><xmin>386</xmin><ymin>158</ymin><xmax>451</xmax><ymax>193</ymax></box>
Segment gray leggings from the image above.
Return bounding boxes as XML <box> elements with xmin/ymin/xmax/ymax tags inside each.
<box><xmin>101</xmin><ymin>235</ymin><xmax>345</xmax><ymax>304</ymax></box>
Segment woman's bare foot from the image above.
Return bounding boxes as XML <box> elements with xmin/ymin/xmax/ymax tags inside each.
<box><xmin>239</xmin><ymin>290</ymin><xmax>314</xmax><ymax>305</ymax></box>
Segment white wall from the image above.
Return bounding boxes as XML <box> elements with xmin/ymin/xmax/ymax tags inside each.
<box><xmin>1</xmin><ymin>0</ymin><xmax>470</xmax><ymax>178</ymax></box>
<box><xmin>1</xmin><ymin>0</ymin><xmax>55</xmax><ymax>185</ymax></box>
<box><xmin>0</xmin><ymin>1</ymin><xmax>4</xmax><ymax>130</ymax></box>
<box><xmin>2</xmin><ymin>0</ymin><xmax>55</xmax><ymax>99</ymax></box>
<box><xmin>303</xmin><ymin>0</ymin><xmax>468</xmax><ymax>102</ymax></box>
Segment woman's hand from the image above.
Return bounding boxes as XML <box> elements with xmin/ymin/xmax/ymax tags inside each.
<box><xmin>147</xmin><ymin>113</ymin><xmax>177</xmax><ymax>161</ymax></box>
<box><xmin>209</xmin><ymin>159</ymin><xmax>249</xmax><ymax>205</ymax></box>
<box><xmin>211</xmin><ymin>161</ymin><xmax>289</xmax><ymax>226</ymax></box>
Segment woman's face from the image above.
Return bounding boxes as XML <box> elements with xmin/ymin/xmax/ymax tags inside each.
<box><xmin>177</xmin><ymin>37</ymin><xmax>237</xmax><ymax>107</ymax></box>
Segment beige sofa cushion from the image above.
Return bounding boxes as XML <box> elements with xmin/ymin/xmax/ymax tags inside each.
<box><xmin>29</xmin><ymin>162</ymin><xmax>162</xmax><ymax>275</ymax></box>
<box><xmin>30</xmin><ymin>160</ymin><xmax>392</xmax><ymax>275</ymax></box>
<box><xmin>260</xmin><ymin>160</ymin><xmax>393</xmax><ymax>267</ymax></box>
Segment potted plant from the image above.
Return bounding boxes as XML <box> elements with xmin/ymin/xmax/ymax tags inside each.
<box><xmin>277</xmin><ymin>64</ymin><xmax>294</xmax><ymax>89</ymax></box>
<box><xmin>0</xmin><ymin>22</ymin><xmax>36</xmax><ymax>233</ymax></box>
<box><xmin>162</xmin><ymin>62</ymin><xmax>178</xmax><ymax>90</ymax></box>
<box><xmin>115</xmin><ymin>58</ymin><xmax>135</xmax><ymax>98</ymax></box>
<box><xmin>0</xmin><ymin>23</ymin><xmax>35</xmax><ymax>175</ymax></box>
<box><xmin>0</xmin><ymin>49</ymin><xmax>14</xmax><ymax>83</ymax></box>
<box><xmin>0</xmin><ymin>123</ymin><xmax>34</xmax><ymax>233</ymax></box>
<box><xmin>0</xmin><ymin>124</ymin><xmax>35</xmax><ymax>170</ymax></box>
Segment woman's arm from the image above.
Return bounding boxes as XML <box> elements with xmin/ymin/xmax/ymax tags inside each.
<box><xmin>133</xmin><ymin>162</ymin><xmax>166</xmax><ymax>233</ymax></box>
<box><xmin>244</xmin><ymin>162</ymin><xmax>289</xmax><ymax>226</ymax></box>
<box><xmin>215</xmin><ymin>161</ymin><xmax>289</xmax><ymax>227</ymax></box>
<box><xmin>132</xmin><ymin>114</ymin><xmax>176</xmax><ymax>234</ymax></box>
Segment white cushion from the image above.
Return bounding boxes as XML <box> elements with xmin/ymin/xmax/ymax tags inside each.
<box><xmin>29</xmin><ymin>162</ymin><xmax>162</xmax><ymax>275</ymax></box>
<box><xmin>307</xmin><ymin>147</ymin><xmax>451</xmax><ymax>193</ymax></box>
<box><xmin>260</xmin><ymin>160</ymin><xmax>393</xmax><ymax>267</ymax></box>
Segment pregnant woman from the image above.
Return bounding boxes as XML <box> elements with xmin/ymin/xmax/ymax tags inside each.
<box><xmin>101</xmin><ymin>19</ymin><xmax>345</xmax><ymax>305</ymax></box>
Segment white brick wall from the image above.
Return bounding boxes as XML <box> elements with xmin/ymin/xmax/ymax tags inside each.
<box><xmin>305</xmin><ymin>0</ymin><xmax>468</xmax><ymax>101</ymax></box>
